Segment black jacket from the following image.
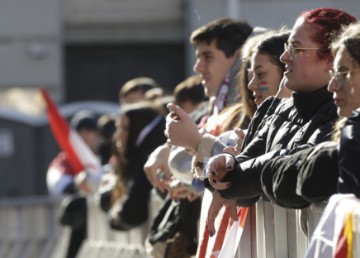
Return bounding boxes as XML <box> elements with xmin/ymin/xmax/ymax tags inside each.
<box><xmin>262</xmin><ymin>141</ymin><xmax>338</xmax><ymax>208</ymax></box>
<box><xmin>218</xmin><ymin>86</ymin><xmax>338</xmax><ymax>207</ymax></box>
<box><xmin>240</xmin><ymin>96</ymin><xmax>281</xmax><ymax>152</ymax></box>
<box><xmin>109</xmin><ymin>116</ymin><xmax>166</xmax><ymax>230</ymax></box>
<box><xmin>338</xmin><ymin>108</ymin><xmax>360</xmax><ymax>197</ymax></box>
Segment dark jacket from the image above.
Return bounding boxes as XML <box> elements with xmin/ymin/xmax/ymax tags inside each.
<box><xmin>261</xmin><ymin>141</ymin><xmax>338</xmax><ymax>208</ymax></box>
<box><xmin>217</xmin><ymin>86</ymin><xmax>338</xmax><ymax>208</ymax></box>
<box><xmin>338</xmin><ymin>108</ymin><xmax>360</xmax><ymax>197</ymax></box>
<box><xmin>240</xmin><ymin>96</ymin><xmax>281</xmax><ymax>151</ymax></box>
<box><xmin>109</xmin><ymin>116</ymin><xmax>166</xmax><ymax>230</ymax></box>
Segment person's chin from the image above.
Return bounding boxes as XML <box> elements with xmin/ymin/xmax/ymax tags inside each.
<box><xmin>254</xmin><ymin>97</ymin><xmax>263</xmax><ymax>106</ymax></box>
<box><xmin>282</xmin><ymin>78</ymin><xmax>296</xmax><ymax>91</ymax></box>
<box><xmin>204</xmin><ymin>84</ymin><xmax>217</xmax><ymax>97</ymax></box>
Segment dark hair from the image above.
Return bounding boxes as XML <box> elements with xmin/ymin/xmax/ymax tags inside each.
<box><xmin>97</xmin><ymin>114</ymin><xmax>116</xmax><ymax>164</ymax></box>
<box><xmin>331</xmin><ymin>22</ymin><xmax>360</xmax><ymax>65</ymax></box>
<box><xmin>300</xmin><ymin>8</ymin><xmax>356</xmax><ymax>61</ymax></box>
<box><xmin>70</xmin><ymin>110</ymin><xmax>98</xmax><ymax>132</ymax></box>
<box><xmin>238</xmin><ymin>33</ymin><xmax>268</xmax><ymax>119</ymax></box>
<box><xmin>190</xmin><ymin>18</ymin><xmax>253</xmax><ymax>57</ymax></box>
<box><xmin>256</xmin><ymin>30</ymin><xmax>290</xmax><ymax>74</ymax></box>
<box><xmin>116</xmin><ymin>102</ymin><xmax>166</xmax><ymax>183</ymax></box>
<box><xmin>173</xmin><ymin>75</ymin><xmax>206</xmax><ymax>105</ymax></box>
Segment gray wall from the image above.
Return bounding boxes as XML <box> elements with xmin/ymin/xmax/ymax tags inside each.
<box><xmin>0</xmin><ymin>0</ymin><xmax>360</xmax><ymax>101</ymax></box>
<box><xmin>0</xmin><ymin>0</ymin><xmax>63</xmax><ymax>100</ymax></box>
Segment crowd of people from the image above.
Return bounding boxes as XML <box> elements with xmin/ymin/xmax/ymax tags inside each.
<box><xmin>45</xmin><ymin>7</ymin><xmax>360</xmax><ymax>258</ymax></box>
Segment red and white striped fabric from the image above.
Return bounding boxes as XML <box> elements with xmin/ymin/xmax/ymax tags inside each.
<box><xmin>40</xmin><ymin>88</ymin><xmax>101</xmax><ymax>193</ymax></box>
<box><xmin>197</xmin><ymin>190</ymin><xmax>249</xmax><ymax>258</ymax></box>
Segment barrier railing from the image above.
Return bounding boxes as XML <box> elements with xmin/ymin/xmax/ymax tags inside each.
<box><xmin>0</xmin><ymin>196</ymin><xmax>62</xmax><ymax>258</ymax></box>
<box><xmin>76</xmin><ymin>190</ymin><xmax>164</xmax><ymax>258</ymax></box>
<box><xmin>0</xmin><ymin>193</ymin><xmax>357</xmax><ymax>258</ymax></box>
<box><xmin>254</xmin><ymin>200</ymin><xmax>325</xmax><ymax>258</ymax></box>
<box><xmin>0</xmin><ymin>193</ymin><xmax>161</xmax><ymax>258</ymax></box>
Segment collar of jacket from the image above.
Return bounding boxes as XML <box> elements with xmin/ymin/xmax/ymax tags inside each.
<box><xmin>292</xmin><ymin>85</ymin><xmax>333</xmax><ymax>121</ymax></box>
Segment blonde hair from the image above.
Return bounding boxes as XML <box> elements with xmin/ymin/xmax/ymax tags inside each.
<box><xmin>332</xmin><ymin>117</ymin><xmax>347</xmax><ymax>142</ymax></box>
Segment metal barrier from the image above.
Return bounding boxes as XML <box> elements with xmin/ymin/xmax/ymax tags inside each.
<box><xmin>0</xmin><ymin>193</ymin><xmax>162</xmax><ymax>258</ymax></box>
<box><xmin>77</xmin><ymin>240</ymin><xmax>148</xmax><ymax>258</ymax></box>
<box><xmin>0</xmin><ymin>196</ymin><xmax>62</xmax><ymax>258</ymax></box>
<box><xmin>76</xmin><ymin>190</ymin><xmax>164</xmax><ymax>258</ymax></box>
<box><xmin>0</xmin><ymin>192</ymin><xmax>357</xmax><ymax>258</ymax></box>
<box><xmin>254</xmin><ymin>200</ymin><xmax>325</xmax><ymax>258</ymax></box>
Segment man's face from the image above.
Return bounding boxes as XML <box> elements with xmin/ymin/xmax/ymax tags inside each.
<box><xmin>280</xmin><ymin>17</ymin><xmax>332</xmax><ymax>92</ymax></box>
<box><xmin>193</xmin><ymin>40</ymin><xmax>237</xmax><ymax>97</ymax></box>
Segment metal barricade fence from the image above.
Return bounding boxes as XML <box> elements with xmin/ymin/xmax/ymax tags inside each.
<box><xmin>254</xmin><ymin>199</ymin><xmax>325</xmax><ymax>258</ymax></box>
<box><xmin>0</xmin><ymin>192</ymin><xmax>358</xmax><ymax>258</ymax></box>
<box><xmin>0</xmin><ymin>196</ymin><xmax>62</xmax><ymax>258</ymax></box>
<box><xmin>0</xmin><ymin>191</ymin><xmax>163</xmax><ymax>258</ymax></box>
<box><xmin>76</xmin><ymin>189</ymin><xmax>164</xmax><ymax>258</ymax></box>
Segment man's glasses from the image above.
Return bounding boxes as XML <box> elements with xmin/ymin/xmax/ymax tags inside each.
<box><xmin>284</xmin><ymin>43</ymin><xmax>320</xmax><ymax>60</ymax></box>
<box><xmin>329</xmin><ymin>69</ymin><xmax>360</xmax><ymax>86</ymax></box>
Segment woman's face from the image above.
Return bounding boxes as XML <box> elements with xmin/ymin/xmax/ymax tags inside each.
<box><xmin>115</xmin><ymin>115</ymin><xmax>129</xmax><ymax>152</ymax></box>
<box><xmin>328</xmin><ymin>45</ymin><xmax>360</xmax><ymax>117</ymax></box>
<box><xmin>280</xmin><ymin>17</ymin><xmax>332</xmax><ymax>92</ymax></box>
<box><xmin>248</xmin><ymin>52</ymin><xmax>283</xmax><ymax>106</ymax></box>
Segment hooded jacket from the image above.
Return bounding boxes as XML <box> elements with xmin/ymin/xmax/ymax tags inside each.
<box><xmin>217</xmin><ymin>86</ymin><xmax>338</xmax><ymax>208</ymax></box>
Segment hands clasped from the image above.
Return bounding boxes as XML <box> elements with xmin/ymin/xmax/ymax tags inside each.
<box><xmin>206</xmin><ymin>153</ymin><xmax>235</xmax><ymax>190</ymax></box>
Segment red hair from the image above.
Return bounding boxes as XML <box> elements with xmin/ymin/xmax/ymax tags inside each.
<box><xmin>300</xmin><ymin>8</ymin><xmax>357</xmax><ymax>60</ymax></box>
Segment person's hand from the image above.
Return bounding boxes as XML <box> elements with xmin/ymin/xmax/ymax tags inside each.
<box><xmin>206</xmin><ymin>153</ymin><xmax>235</xmax><ymax>190</ymax></box>
<box><xmin>74</xmin><ymin>171</ymin><xmax>92</xmax><ymax>193</ymax></box>
<box><xmin>165</xmin><ymin>103</ymin><xmax>202</xmax><ymax>152</ymax></box>
<box><xmin>223</xmin><ymin>128</ymin><xmax>246</xmax><ymax>156</ymax></box>
<box><xmin>98</xmin><ymin>171</ymin><xmax>117</xmax><ymax>194</ymax></box>
<box><xmin>143</xmin><ymin>144</ymin><xmax>172</xmax><ymax>193</ymax></box>
<box><xmin>109</xmin><ymin>197</ymin><xmax>124</xmax><ymax>223</ymax></box>
<box><xmin>206</xmin><ymin>191</ymin><xmax>238</xmax><ymax>237</ymax></box>
<box><xmin>75</xmin><ymin>165</ymin><xmax>106</xmax><ymax>194</ymax></box>
<box><xmin>168</xmin><ymin>179</ymin><xmax>200</xmax><ymax>202</ymax></box>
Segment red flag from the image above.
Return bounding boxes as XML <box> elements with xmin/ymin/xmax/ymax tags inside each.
<box><xmin>39</xmin><ymin>88</ymin><xmax>84</xmax><ymax>174</ymax></box>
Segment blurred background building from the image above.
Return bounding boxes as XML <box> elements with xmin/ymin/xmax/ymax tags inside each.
<box><xmin>0</xmin><ymin>0</ymin><xmax>359</xmax><ymax>105</ymax></box>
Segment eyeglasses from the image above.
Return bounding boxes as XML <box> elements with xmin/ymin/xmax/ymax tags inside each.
<box><xmin>329</xmin><ymin>69</ymin><xmax>360</xmax><ymax>86</ymax></box>
<box><xmin>284</xmin><ymin>43</ymin><xmax>320</xmax><ymax>60</ymax></box>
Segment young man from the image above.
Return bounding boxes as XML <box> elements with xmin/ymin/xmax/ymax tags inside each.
<box><xmin>144</xmin><ymin>17</ymin><xmax>252</xmax><ymax>196</ymax></box>
<box><xmin>144</xmin><ymin>18</ymin><xmax>253</xmax><ymax>258</ymax></box>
